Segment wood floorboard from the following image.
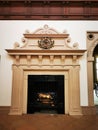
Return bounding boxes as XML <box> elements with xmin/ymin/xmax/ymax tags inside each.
<box><xmin>0</xmin><ymin>114</ymin><xmax>98</xmax><ymax>130</ymax></box>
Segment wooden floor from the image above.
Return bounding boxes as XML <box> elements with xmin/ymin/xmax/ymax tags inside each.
<box><xmin>0</xmin><ymin>114</ymin><xmax>98</xmax><ymax>130</ymax></box>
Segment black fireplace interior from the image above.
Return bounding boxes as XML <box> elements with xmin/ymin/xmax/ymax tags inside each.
<box><xmin>27</xmin><ymin>75</ymin><xmax>64</xmax><ymax>114</ymax></box>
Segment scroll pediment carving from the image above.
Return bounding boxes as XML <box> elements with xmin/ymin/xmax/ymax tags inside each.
<box><xmin>13</xmin><ymin>25</ymin><xmax>79</xmax><ymax>50</ymax></box>
<box><xmin>31</xmin><ymin>24</ymin><xmax>60</xmax><ymax>34</ymax></box>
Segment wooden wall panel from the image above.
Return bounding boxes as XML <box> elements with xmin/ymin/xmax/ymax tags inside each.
<box><xmin>91</xmin><ymin>8</ymin><xmax>98</xmax><ymax>14</ymax></box>
<box><xmin>68</xmin><ymin>7</ymin><xmax>84</xmax><ymax>14</ymax></box>
<box><xmin>32</xmin><ymin>7</ymin><xmax>44</xmax><ymax>14</ymax></box>
<box><xmin>0</xmin><ymin>0</ymin><xmax>98</xmax><ymax>20</ymax></box>
<box><xmin>49</xmin><ymin>7</ymin><xmax>63</xmax><ymax>14</ymax></box>
<box><xmin>11</xmin><ymin>7</ymin><xmax>25</xmax><ymax>14</ymax></box>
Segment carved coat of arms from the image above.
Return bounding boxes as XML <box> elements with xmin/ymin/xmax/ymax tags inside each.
<box><xmin>38</xmin><ymin>37</ymin><xmax>54</xmax><ymax>49</ymax></box>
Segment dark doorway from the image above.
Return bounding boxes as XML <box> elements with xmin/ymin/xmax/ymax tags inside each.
<box><xmin>27</xmin><ymin>75</ymin><xmax>65</xmax><ymax>114</ymax></box>
<box><xmin>93</xmin><ymin>44</ymin><xmax>98</xmax><ymax>113</ymax></box>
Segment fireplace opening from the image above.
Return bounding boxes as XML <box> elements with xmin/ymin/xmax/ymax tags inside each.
<box><xmin>27</xmin><ymin>75</ymin><xmax>65</xmax><ymax>114</ymax></box>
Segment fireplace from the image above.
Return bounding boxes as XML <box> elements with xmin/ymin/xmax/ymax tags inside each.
<box><xmin>6</xmin><ymin>25</ymin><xmax>85</xmax><ymax>115</ymax></box>
<box><xmin>27</xmin><ymin>75</ymin><xmax>64</xmax><ymax>114</ymax></box>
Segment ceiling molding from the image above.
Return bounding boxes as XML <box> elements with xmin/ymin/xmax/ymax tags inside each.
<box><xmin>0</xmin><ymin>0</ymin><xmax>98</xmax><ymax>20</ymax></box>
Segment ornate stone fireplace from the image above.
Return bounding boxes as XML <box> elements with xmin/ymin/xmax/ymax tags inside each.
<box><xmin>6</xmin><ymin>25</ymin><xmax>85</xmax><ymax>115</ymax></box>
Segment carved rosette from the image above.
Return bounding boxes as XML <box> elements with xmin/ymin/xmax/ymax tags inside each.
<box><xmin>38</xmin><ymin>37</ymin><xmax>54</xmax><ymax>49</ymax></box>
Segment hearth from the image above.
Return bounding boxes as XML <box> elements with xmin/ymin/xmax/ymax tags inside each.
<box><xmin>27</xmin><ymin>75</ymin><xmax>64</xmax><ymax>114</ymax></box>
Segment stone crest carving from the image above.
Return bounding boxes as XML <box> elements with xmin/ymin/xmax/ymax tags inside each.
<box><xmin>38</xmin><ymin>37</ymin><xmax>54</xmax><ymax>49</ymax></box>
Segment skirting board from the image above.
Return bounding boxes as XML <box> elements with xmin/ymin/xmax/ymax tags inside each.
<box><xmin>82</xmin><ymin>106</ymin><xmax>96</xmax><ymax>115</ymax></box>
<box><xmin>0</xmin><ymin>106</ymin><xmax>10</xmax><ymax>114</ymax></box>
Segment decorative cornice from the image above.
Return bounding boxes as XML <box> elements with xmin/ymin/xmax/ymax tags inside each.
<box><xmin>6</xmin><ymin>49</ymin><xmax>86</xmax><ymax>65</ymax></box>
<box><xmin>24</xmin><ymin>34</ymin><xmax>69</xmax><ymax>38</ymax></box>
<box><xmin>0</xmin><ymin>0</ymin><xmax>98</xmax><ymax>20</ymax></box>
<box><xmin>6</xmin><ymin>49</ymin><xmax>86</xmax><ymax>56</ymax></box>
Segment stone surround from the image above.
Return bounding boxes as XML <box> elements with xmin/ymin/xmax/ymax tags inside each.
<box><xmin>6</xmin><ymin>25</ymin><xmax>86</xmax><ymax>115</ymax></box>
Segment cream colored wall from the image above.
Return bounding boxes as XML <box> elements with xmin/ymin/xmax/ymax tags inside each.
<box><xmin>0</xmin><ymin>20</ymin><xmax>98</xmax><ymax>106</ymax></box>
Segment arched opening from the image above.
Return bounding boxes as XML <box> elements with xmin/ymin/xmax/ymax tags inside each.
<box><xmin>93</xmin><ymin>44</ymin><xmax>98</xmax><ymax>113</ymax></box>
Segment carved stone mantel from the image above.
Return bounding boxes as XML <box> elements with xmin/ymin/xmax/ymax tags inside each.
<box><xmin>6</xmin><ymin>49</ymin><xmax>85</xmax><ymax>57</ymax></box>
<box><xmin>6</xmin><ymin>25</ymin><xmax>86</xmax><ymax>115</ymax></box>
